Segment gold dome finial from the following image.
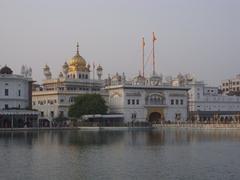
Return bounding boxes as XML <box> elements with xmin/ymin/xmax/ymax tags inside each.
<box><xmin>67</xmin><ymin>42</ymin><xmax>89</xmax><ymax>72</ymax></box>
<box><xmin>76</xmin><ymin>42</ymin><xmax>79</xmax><ymax>54</ymax></box>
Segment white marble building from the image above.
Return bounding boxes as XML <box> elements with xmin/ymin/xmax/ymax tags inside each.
<box><xmin>0</xmin><ymin>65</ymin><xmax>33</xmax><ymax>109</ymax></box>
<box><xmin>105</xmin><ymin>73</ymin><xmax>189</xmax><ymax>123</ymax></box>
<box><xmin>32</xmin><ymin>44</ymin><xmax>104</xmax><ymax>121</ymax></box>
<box><xmin>0</xmin><ymin>65</ymin><xmax>39</xmax><ymax>128</ymax></box>
<box><xmin>172</xmin><ymin>74</ymin><xmax>240</xmax><ymax>120</ymax></box>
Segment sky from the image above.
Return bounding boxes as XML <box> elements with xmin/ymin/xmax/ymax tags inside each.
<box><xmin>0</xmin><ymin>0</ymin><xmax>240</xmax><ymax>85</ymax></box>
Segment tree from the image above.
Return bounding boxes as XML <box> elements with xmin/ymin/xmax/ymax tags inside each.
<box><xmin>68</xmin><ymin>94</ymin><xmax>108</xmax><ymax>118</ymax></box>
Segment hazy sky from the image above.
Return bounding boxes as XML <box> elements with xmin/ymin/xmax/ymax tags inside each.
<box><xmin>0</xmin><ymin>0</ymin><xmax>240</xmax><ymax>85</ymax></box>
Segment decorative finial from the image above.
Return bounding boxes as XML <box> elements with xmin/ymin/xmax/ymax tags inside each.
<box><xmin>76</xmin><ymin>42</ymin><xmax>79</xmax><ymax>54</ymax></box>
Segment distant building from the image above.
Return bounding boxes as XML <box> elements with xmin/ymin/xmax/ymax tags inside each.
<box><xmin>221</xmin><ymin>74</ymin><xmax>240</xmax><ymax>95</ymax></box>
<box><xmin>105</xmin><ymin>73</ymin><xmax>189</xmax><ymax>123</ymax></box>
<box><xmin>32</xmin><ymin>44</ymin><xmax>104</xmax><ymax>121</ymax></box>
<box><xmin>0</xmin><ymin>65</ymin><xmax>39</xmax><ymax>128</ymax></box>
<box><xmin>188</xmin><ymin>79</ymin><xmax>240</xmax><ymax>121</ymax></box>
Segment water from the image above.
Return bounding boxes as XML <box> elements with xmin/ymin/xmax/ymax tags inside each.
<box><xmin>0</xmin><ymin>128</ymin><xmax>240</xmax><ymax>180</ymax></box>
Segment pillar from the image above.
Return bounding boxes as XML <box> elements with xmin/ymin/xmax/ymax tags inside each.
<box><xmin>11</xmin><ymin>115</ymin><xmax>14</xmax><ymax>129</ymax></box>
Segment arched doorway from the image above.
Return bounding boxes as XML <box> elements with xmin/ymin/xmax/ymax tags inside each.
<box><xmin>149</xmin><ymin>112</ymin><xmax>162</xmax><ymax>124</ymax></box>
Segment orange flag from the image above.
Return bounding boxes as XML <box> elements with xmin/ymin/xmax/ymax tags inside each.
<box><xmin>142</xmin><ymin>37</ymin><xmax>145</xmax><ymax>48</ymax></box>
<box><xmin>153</xmin><ymin>32</ymin><xmax>157</xmax><ymax>41</ymax></box>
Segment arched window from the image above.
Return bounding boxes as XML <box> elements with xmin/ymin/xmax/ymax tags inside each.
<box><xmin>147</xmin><ymin>94</ymin><xmax>165</xmax><ymax>105</ymax></box>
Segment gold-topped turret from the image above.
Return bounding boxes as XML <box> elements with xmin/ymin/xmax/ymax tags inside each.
<box><xmin>68</xmin><ymin>43</ymin><xmax>89</xmax><ymax>72</ymax></box>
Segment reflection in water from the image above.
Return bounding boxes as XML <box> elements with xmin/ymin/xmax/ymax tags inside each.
<box><xmin>0</xmin><ymin>128</ymin><xmax>240</xmax><ymax>180</ymax></box>
<box><xmin>1</xmin><ymin>129</ymin><xmax>240</xmax><ymax>147</ymax></box>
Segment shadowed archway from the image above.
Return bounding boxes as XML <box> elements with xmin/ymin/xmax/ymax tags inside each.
<box><xmin>149</xmin><ymin>112</ymin><xmax>162</xmax><ymax>124</ymax></box>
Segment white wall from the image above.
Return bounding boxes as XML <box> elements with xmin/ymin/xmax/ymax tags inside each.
<box><xmin>107</xmin><ymin>87</ymin><xmax>188</xmax><ymax>122</ymax></box>
<box><xmin>0</xmin><ymin>75</ymin><xmax>29</xmax><ymax>109</ymax></box>
<box><xmin>188</xmin><ymin>81</ymin><xmax>240</xmax><ymax>112</ymax></box>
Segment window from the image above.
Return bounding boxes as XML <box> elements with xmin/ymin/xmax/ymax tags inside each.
<box><xmin>50</xmin><ymin>111</ymin><xmax>54</xmax><ymax>118</ymax></box>
<box><xmin>128</xmin><ymin>99</ymin><xmax>130</xmax><ymax>105</ymax></box>
<box><xmin>5</xmin><ymin>89</ymin><xmax>8</xmax><ymax>96</ymax></box>
<box><xmin>69</xmin><ymin>97</ymin><xmax>73</xmax><ymax>103</ymax></box>
<box><xmin>5</xmin><ymin>104</ymin><xmax>8</xmax><ymax>109</ymax></box>
<box><xmin>60</xmin><ymin>99</ymin><xmax>64</xmax><ymax>103</ymax></box>
<box><xmin>136</xmin><ymin>99</ymin><xmax>139</xmax><ymax>105</ymax></box>
<box><xmin>175</xmin><ymin>99</ymin><xmax>179</xmax><ymax>105</ymax></box>
<box><xmin>180</xmin><ymin>99</ymin><xmax>183</xmax><ymax>105</ymax></box>
<box><xmin>18</xmin><ymin>90</ymin><xmax>21</xmax><ymax>96</ymax></box>
<box><xmin>171</xmin><ymin>99</ymin><xmax>174</xmax><ymax>105</ymax></box>
<box><xmin>132</xmin><ymin>99</ymin><xmax>135</xmax><ymax>105</ymax></box>
<box><xmin>79</xmin><ymin>74</ymin><xmax>81</xmax><ymax>79</ymax></box>
<box><xmin>175</xmin><ymin>113</ymin><xmax>181</xmax><ymax>120</ymax></box>
<box><xmin>18</xmin><ymin>104</ymin><xmax>21</xmax><ymax>109</ymax></box>
<box><xmin>40</xmin><ymin>112</ymin><xmax>44</xmax><ymax>117</ymax></box>
<box><xmin>86</xmin><ymin>74</ymin><xmax>88</xmax><ymax>79</ymax></box>
<box><xmin>131</xmin><ymin>113</ymin><xmax>137</xmax><ymax>119</ymax></box>
<box><xmin>59</xmin><ymin>111</ymin><xmax>64</xmax><ymax>117</ymax></box>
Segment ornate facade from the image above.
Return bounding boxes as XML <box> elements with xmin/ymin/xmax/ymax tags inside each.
<box><xmin>105</xmin><ymin>73</ymin><xmax>189</xmax><ymax>123</ymax></box>
<box><xmin>32</xmin><ymin>44</ymin><xmax>104</xmax><ymax>121</ymax></box>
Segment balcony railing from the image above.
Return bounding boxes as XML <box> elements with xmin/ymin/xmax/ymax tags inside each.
<box><xmin>145</xmin><ymin>100</ymin><xmax>167</xmax><ymax>106</ymax></box>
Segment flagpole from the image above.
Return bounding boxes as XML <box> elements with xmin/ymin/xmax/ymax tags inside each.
<box><xmin>152</xmin><ymin>32</ymin><xmax>156</xmax><ymax>75</ymax></box>
<box><xmin>142</xmin><ymin>37</ymin><xmax>145</xmax><ymax>78</ymax></box>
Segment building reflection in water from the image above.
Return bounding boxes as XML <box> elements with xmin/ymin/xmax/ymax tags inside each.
<box><xmin>1</xmin><ymin>129</ymin><xmax>240</xmax><ymax>148</ymax></box>
<box><xmin>1</xmin><ymin>129</ymin><xmax>240</xmax><ymax>180</ymax></box>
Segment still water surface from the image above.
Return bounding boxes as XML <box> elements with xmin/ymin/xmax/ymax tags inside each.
<box><xmin>0</xmin><ymin>128</ymin><xmax>240</xmax><ymax>180</ymax></box>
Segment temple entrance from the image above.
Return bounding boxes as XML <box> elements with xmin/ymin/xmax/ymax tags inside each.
<box><xmin>149</xmin><ymin>112</ymin><xmax>162</xmax><ymax>124</ymax></box>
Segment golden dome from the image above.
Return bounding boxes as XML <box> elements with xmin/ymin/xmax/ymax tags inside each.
<box><xmin>68</xmin><ymin>43</ymin><xmax>89</xmax><ymax>72</ymax></box>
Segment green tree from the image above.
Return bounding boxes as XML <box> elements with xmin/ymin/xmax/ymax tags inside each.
<box><xmin>68</xmin><ymin>94</ymin><xmax>108</xmax><ymax>118</ymax></box>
